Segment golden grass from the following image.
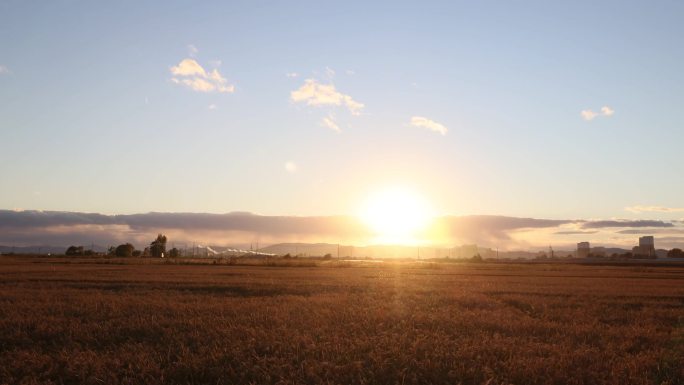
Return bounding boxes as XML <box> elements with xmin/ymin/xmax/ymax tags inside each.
<box><xmin>0</xmin><ymin>256</ymin><xmax>682</xmax><ymax>384</ymax></box>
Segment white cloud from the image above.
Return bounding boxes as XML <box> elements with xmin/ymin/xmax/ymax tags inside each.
<box><xmin>321</xmin><ymin>114</ymin><xmax>341</xmax><ymax>132</ymax></box>
<box><xmin>284</xmin><ymin>161</ymin><xmax>298</xmax><ymax>173</ymax></box>
<box><xmin>345</xmin><ymin>69</ymin><xmax>356</xmax><ymax>76</ymax></box>
<box><xmin>581</xmin><ymin>105</ymin><xmax>615</xmax><ymax>121</ymax></box>
<box><xmin>325</xmin><ymin>67</ymin><xmax>336</xmax><ymax>78</ymax></box>
<box><xmin>170</xmin><ymin>58</ymin><xmax>234</xmax><ymax>93</ymax></box>
<box><xmin>187</xmin><ymin>44</ymin><xmax>198</xmax><ymax>57</ymax></box>
<box><xmin>208</xmin><ymin>104</ymin><xmax>217</xmax><ymax>110</ymax></box>
<box><xmin>580</xmin><ymin>110</ymin><xmax>598</xmax><ymax>121</ymax></box>
<box><xmin>171</xmin><ymin>58</ymin><xmax>206</xmax><ymax>77</ymax></box>
<box><xmin>290</xmin><ymin>79</ymin><xmax>364</xmax><ymax>115</ymax></box>
<box><xmin>625</xmin><ymin>205</ymin><xmax>684</xmax><ymax>213</ymax></box>
<box><xmin>0</xmin><ymin>65</ymin><xmax>10</xmax><ymax>74</ymax></box>
<box><xmin>410</xmin><ymin>116</ymin><xmax>448</xmax><ymax>135</ymax></box>
<box><xmin>286</xmin><ymin>72</ymin><xmax>299</xmax><ymax>78</ymax></box>
<box><xmin>601</xmin><ymin>106</ymin><xmax>614</xmax><ymax>116</ymax></box>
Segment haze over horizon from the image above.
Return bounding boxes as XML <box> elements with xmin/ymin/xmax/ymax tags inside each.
<box><xmin>2</xmin><ymin>2</ymin><xmax>683</xmax><ymax>249</ymax></box>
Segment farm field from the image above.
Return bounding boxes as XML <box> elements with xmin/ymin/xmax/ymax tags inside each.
<box><xmin>0</xmin><ymin>256</ymin><xmax>683</xmax><ymax>384</ymax></box>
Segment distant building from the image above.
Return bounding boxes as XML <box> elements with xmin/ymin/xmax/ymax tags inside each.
<box><xmin>455</xmin><ymin>244</ymin><xmax>479</xmax><ymax>258</ymax></box>
<box><xmin>640</xmin><ymin>236</ymin><xmax>655</xmax><ymax>248</ymax></box>
<box><xmin>633</xmin><ymin>236</ymin><xmax>656</xmax><ymax>258</ymax></box>
<box><xmin>577</xmin><ymin>242</ymin><xmax>591</xmax><ymax>258</ymax></box>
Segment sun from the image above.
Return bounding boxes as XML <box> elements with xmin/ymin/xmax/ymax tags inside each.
<box><xmin>359</xmin><ymin>186</ymin><xmax>434</xmax><ymax>245</ymax></box>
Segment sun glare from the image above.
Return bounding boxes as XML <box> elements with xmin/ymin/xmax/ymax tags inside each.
<box><xmin>359</xmin><ymin>187</ymin><xmax>434</xmax><ymax>245</ymax></box>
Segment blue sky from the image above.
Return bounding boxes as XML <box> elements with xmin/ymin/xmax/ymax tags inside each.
<box><xmin>1</xmin><ymin>0</ymin><xmax>683</xmax><ymax>223</ymax></box>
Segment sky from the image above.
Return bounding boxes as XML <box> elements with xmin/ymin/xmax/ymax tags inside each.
<box><xmin>1</xmin><ymin>1</ymin><xmax>684</xmax><ymax>249</ymax></box>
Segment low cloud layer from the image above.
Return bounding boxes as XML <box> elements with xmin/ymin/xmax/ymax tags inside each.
<box><xmin>1</xmin><ymin>210</ymin><xmax>681</xmax><ymax>250</ymax></box>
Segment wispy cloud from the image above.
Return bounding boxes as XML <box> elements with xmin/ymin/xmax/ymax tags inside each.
<box><xmin>320</xmin><ymin>114</ymin><xmax>340</xmax><ymax>132</ymax></box>
<box><xmin>600</xmin><ymin>106</ymin><xmax>614</xmax><ymax>116</ymax></box>
<box><xmin>580</xmin><ymin>110</ymin><xmax>598</xmax><ymax>121</ymax></box>
<box><xmin>554</xmin><ymin>230</ymin><xmax>599</xmax><ymax>235</ymax></box>
<box><xmin>410</xmin><ymin>116</ymin><xmax>448</xmax><ymax>135</ymax></box>
<box><xmin>208</xmin><ymin>104</ymin><xmax>217</xmax><ymax>110</ymax></box>
<box><xmin>170</xmin><ymin>58</ymin><xmax>235</xmax><ymax>93</ymax></box>
<box><xmin>286</xmin><ymin>72</ymin><xmax>299</xmax><ymax>78</ymax></box>
<box><xmin>290</xmin><ymin>79</ymin><xmax>364</xmax><ymax>115</ymax></box>
<box><xmin>0</xmin><ymin>65</ymin><xmax>10</xmax><ymax>74</ymax></box>
<box><xmin>581</xmin><ymin>219</ymin><xmax>673</xmax><ymax>229</ymax></box>
<box><xmin>617</xmin><ymin>228</ymin><xmax>684</xmax><ymax>235</ymax></box>
<box><xmin>187</xmin><ymin>44</ymin><xmax>198</xmax><ymax>57</ymax></box>
<box><xmin>581</xmin><ymin>105</ymin><xmax>615</xmax><ymax>121</ymax></box>
<box><xmin>625</xmin><ymin>205</ymin><xmax>684</xmax><ymax>213</ymax></box>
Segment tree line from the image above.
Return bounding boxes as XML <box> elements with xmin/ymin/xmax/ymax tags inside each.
<box><xmin>65</xmin><ymin>234</ymin><xmax>180</xmax><ymax>258</ymax></box>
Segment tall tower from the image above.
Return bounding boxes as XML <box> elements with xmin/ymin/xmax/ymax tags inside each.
<box><xmin>637</xmin><ymin>236</ymin><xmax>655</xmax><ymax>258</ymax></box>
<box><xmin>577</xmin><ymin>242</ymin><xmax>591</xmax><ymax>258</ymax></box>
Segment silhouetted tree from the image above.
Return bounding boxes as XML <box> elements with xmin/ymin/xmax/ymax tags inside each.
<box><xmin>667</xmin><ymin>248</ymin><xmax>684</xmax><ymax>258</ymax></box>
<box><xmin>150</xmin><ymin>234</ymin><xmax>167</xmax><ymax>258</ymax></box>
<box><xmin>65</xmin><ymin>246</ymin><xmax>84</xmax><ymax>256</ymax></box>
<box><xmin>132</xmin><ymin>250</ymin><xmax>142</xmax><ymax>257</ymax></box>
<box><xmin>169</xmin><ymin>247</ymin><xmax>180</xmax><ymax>258</ymax></box>
<box><xmin>115</xmin><ymin>243</ymin><xmax>135</xmax><ymax>257</ymax></box>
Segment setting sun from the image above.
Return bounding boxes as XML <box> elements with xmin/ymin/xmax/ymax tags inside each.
<box><xmin>359</xmin><ymin>187</ymin><xmax>434</xmax><ymax>244</ymax></box>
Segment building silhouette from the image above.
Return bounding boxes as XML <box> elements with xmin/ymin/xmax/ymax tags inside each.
<box><xmin>577</xmin><ymin>242</ymin><xmax>591</xmax><ymax>258</ymax></box>
<box><xmin>633</xmin><ymin>236</ymin><xmax>655</xmax><ymax>258</ymax></box>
